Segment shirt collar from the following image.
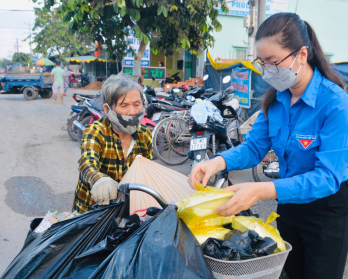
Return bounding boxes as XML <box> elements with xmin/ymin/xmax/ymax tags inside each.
<box><xmin>276</xmin><ymin>67</ymin><xmax>322</xmax><ymax>108</ymax></box>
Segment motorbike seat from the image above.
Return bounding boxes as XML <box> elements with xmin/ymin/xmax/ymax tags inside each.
<box><xmin>71</xmin><ymin>104</ymin><xmax>85</xmax><ymax>110</ymax></box>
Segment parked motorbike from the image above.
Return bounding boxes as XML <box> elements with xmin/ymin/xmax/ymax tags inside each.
<box><xmin>165</xmin><ymin>72</ymin><xmax>181</xmax><ymax>84</ymax></box>
<box><xmin>80</xmin><ymin>74</ymin><xmax>90</xmax><ymax>88</ymax></box>
<box><xmin>69</xmin><ymin>74</ymin><xmax>80</xmax><ymax>88</ymax></box>
<box><xmin>188</xmin><ymin>75</ymin><xmax>243</xmax><ymax>186</ymax></box>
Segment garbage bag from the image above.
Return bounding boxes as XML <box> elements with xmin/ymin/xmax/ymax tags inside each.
<box><xmin>100</xmin><ymin>205</ymin><xmax>214</xmax><ymax>279</ymax></box>
<box><xmin>231</xmin><ymin>212</ymin><xmax>286</xmax><ymax>252</ymax></box>
<box><xmin>202</xmin><ymin>230</ymin><xmax>277</xmax><ymax>261</ymax></box>
<box><xmin>176</xmin><ymin>183</ymin><xmax>235</xmax><ymax>227</ymax></box>
<box><xmin>1</xmin><ymin>199</ymin><xmax>129</xmax><ymax>279</ymax></box>
<box><xmin>60</xmin><ymin>214</ymin><xmax>140</xmax><ymax>279</ymax></box>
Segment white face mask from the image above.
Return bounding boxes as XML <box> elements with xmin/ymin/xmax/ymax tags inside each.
<box><xmin>262</xmin><ymin>54</ymin><xmax>303</xmax><ymax>92</ymax></box>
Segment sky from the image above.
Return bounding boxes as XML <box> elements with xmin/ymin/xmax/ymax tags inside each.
<box><xmin>0</xmin><ymin>0</ymin><xmax>42</xmax><ymax>59</ymax></box>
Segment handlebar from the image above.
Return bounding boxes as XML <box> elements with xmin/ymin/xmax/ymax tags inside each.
<box><xmin>118</xmin><ymin>183</ymin><xmax>168</xmax><ymax>208</ymax></box>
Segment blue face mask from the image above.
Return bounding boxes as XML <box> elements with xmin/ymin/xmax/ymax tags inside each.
<box><xmin>262</xmin><ymin>54</ymin><xmax>303</xmax><ymax>92</ymax></box>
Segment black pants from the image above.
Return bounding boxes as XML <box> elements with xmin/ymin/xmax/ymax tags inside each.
<box><xmin>277</xmin><ymin>181</ymin><xmax>348</xmax><ymax>279</ymax></box>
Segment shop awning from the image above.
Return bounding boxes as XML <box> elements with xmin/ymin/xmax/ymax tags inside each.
<box><xmin>66</xmin><ymin>56</ymin><xmax>98</xmax><ymax>63</ymax></box>
<box><xmin>66</xmin><ymin>56</ymin><xmax>115</xmax><ymax>63</ymax></box>
<box><xmin>207</xmin><ymin>51</ymin><xmax>262</xmax><ymax>75</ymax></box>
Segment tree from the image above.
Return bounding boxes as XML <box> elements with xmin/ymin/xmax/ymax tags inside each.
<box><xmin>12</xmin><ymin>53</ymin><xmax>30</xmax><ymax>64</ymax></box>
<box><xmin>37</xmin><ymin>0</ymin><xmax>228</xmax><ymax>79</ymax></box>
<box><xmin>0</xmin><ymin>59</ymin><xmax>11</xmax><ymax>68</ymax></box>
<box><xmin>28</xmin><ymin>5</ymin><xmax>95</xmax><ymax>59</ymax></box>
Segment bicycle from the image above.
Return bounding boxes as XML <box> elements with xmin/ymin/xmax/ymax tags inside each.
<box><xmin>152</xmin><ymin>111</ymin><xmax>191</xmax><ymax>166</ymax></box>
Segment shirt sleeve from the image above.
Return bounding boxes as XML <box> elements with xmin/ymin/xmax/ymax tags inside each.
<box><xmin>274</xmin><ymin>96</ymin><xmax>348</xmax><ymax>203</ymax></box>
<box><xmin>78</xmin><ymin>125</ymin><xmax>108</xmax><ymax>190</ymax></box>
<box><xmin>216</xmin><ymin>110</ymin><xmax>272</xmax><ymax>171</ymax></box>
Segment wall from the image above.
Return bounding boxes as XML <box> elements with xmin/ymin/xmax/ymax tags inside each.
<box><xmin>288</xmin><ymin>0</ymin><xmax>348</xmax><ymax>62</ymax></box>
<box><xmin>210</xmin><ymin>0</ymin><xmax>348</xmax><ymax>62</ymax></box>
<box><xmin>208</xmin><ymin>15</ymin><xmax>248</xmax><ymax>60</ymax></box>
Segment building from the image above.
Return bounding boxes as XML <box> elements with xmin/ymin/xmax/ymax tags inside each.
<box><xmin>209</xmin><ymin>0</ymin><xmax>348</xmax><ymax>63</ymax></box>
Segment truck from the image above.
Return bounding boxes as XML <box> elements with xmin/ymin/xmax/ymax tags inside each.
<box><xmin>0</xmin><ymin>62</ymin><xmax>53</xmax><ymax>101</ymax></box>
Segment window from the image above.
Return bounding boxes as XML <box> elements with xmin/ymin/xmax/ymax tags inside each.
<box><xmin>233</xmin><ymin>46</ymin><xmax>247</xmax><ymax>60</ymax></box>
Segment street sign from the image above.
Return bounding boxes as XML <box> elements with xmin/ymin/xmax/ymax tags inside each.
<box><xmin>124</xmin><ymin>28</ymin><xmax>150</xmax><ymax>66</ymax></box>
<box><xmin>122</xmin><ymin>66</ymin><xmax>166</xmax><ymax>80</ymax></box>
<box><xmin>231</xmin><ymin>68</ymin><xmax>252</xmax><ymax>108</ymax></box>
<box><xmin>217</xmin><ymin>0</ymin><xmax>288</xmax><ymax>17</ymax></box>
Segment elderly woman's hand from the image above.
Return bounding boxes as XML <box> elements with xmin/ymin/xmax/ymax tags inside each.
<box><xmin>91</xmin><ymin>177</ymin><xmax>119</xmax><ymax>205</ymax></box>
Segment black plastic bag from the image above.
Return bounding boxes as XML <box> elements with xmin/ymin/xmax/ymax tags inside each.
<box><xmin>60</xmin><ymin>215</ymin><xmax>141</xmax><ymax>278</ymax></box>
<box><xmin>202</xmin><ymin>230</ymin><xmax>277</xmax><ymax>261</ymax></box>
<box><xmin>97</xmin><ymin>205</ymin><xmax>214</xmax><ymax>279</ymax></box>
<box><xmin>1</xmin><ymin>199</ymin><xmax>129</xmax><ymax>279</ymax></box>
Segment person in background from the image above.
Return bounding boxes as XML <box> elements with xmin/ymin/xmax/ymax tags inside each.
<box><xmin>63</xmin><ymin>65</ymin><xmax>70</xmax><ymax>96</ymax></box>
<box><xmin>189</xmin><ymin>12</ymin><xmax>348</xmax><ymax>279</ymax></box>
<box><xmin>72</xmin><ymin>74</ymin><xmax>153</xmax><ymax>213</ymax></box>
<box><xmin>50</xmin><ymin>61</ymin><xmax>66</xmax><ymax>105</ymax></box>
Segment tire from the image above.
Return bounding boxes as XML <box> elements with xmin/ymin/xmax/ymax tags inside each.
<box><xmin>71</xmin><ymin>81</ymin><xmax>80</xmax><ymax>88</ymax></box>
<box><xmin>39</xmin><ymin>89</ymin><xmax>53</xmax><ymax>99</ymax></box>
<box><xmin>252</xmin><ymin>149</ymin><xmax>279</xmax><ymax>182</ymax></box>
<box><xmin>67</xmin><ymin>115</ymin><xmax>79</xmax><ymax>141</ymax></box>
<box><xmin>23</xmin><ymin>87</ymin><xmax>38</xmax><ymax>101</ymax></box>
<box><xmin>146</xmin><ymin>125</ymin><xmax>160</xmax><ymax>160</ymax></box>
<box><xmin>152</xmin><ymin>117</ymin><xmax>190</xmax><ymax>166</ymax></box>
<box><xmin>77</xmin><ymin>116</ymin><xmax>93</xmax><ymax>144</ymax></box>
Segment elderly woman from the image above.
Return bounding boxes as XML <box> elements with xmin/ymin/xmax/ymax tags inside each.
<box><xmin>72</xmin><ymin>75</ymin><xmax>153</xmax><ymax>213</ymax></box>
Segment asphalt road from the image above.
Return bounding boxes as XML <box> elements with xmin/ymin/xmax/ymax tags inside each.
<box><xmin>0</xmin><ymin>89</ymin><xmax>347</xmax><ymax>277</ymax></box>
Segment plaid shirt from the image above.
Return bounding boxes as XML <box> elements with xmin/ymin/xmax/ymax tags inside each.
<box><xmin>72</xmin><ymin>118</ymin><xmax>153</xmax><ymax>213</ymax></box>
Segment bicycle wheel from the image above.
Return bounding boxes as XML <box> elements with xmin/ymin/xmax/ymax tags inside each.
<box><xmin>152</xmin><ymin>117</ymin><xmax>191</xmax><ymax>166</ymax></box>
<box><xmin>252</xmin><ymin>149</ymin><xmax>279</xmax><ymax>182</ymax></box>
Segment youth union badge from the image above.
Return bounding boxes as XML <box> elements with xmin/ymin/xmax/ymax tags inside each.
<box><xmin>296</xmin><ymin>134</ymin><xmax>316</xmax><ymax>149</ymax></box>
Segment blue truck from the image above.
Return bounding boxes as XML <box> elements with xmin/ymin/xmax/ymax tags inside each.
<box><xmin>0</xmin><ymin>62</ymin><xmax>53</xmax><ymax>101</ymax></box>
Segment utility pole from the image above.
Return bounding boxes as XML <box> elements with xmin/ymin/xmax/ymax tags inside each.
<box><xmin>245</xmin><ymin>0</ymin><xmax>267</xmax><ymax>61</ymax></box>
<box><xmin>246</xmin><ymin>0</ymin><xmax>258</xmax><ymax>61</ymax></box>
<box><xmin>16</xmin><ymin>38</ymin><xmax>19</xmax><ymax>53</ymax></box>
<box><xmin>25</xmin><ymin>22</ymin><xmax>32</xmax><ymax>54</ymax></box>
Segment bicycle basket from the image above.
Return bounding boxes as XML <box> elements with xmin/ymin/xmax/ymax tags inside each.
<box><xmin>204</xmin><ymin>241</ymin><xmax>292</xmax><ymax>279</ymax></box>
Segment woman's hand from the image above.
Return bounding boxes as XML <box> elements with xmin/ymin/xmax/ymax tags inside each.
<box><xmin>215</xmin><ymin>182</ymin><xmax>277</xmax><ymax>216</ymax></box>
<box><xmin>188</xmin><ymin>156</ymin><xmax>226</xmax><ymax>189</ymax></box>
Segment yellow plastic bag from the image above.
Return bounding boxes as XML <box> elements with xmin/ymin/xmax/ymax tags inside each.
<box><xmin>231</xmin><ymin>212</ymin><xmax>286</xmax><ymax>252</ymax></box>
<box><xmin>191</xmin><ymin>226</ymin><xmax>232</xmax><ymax>245</ymax></box>
<box><xmin>176</xmin><ymin>184</ymin><xmax>235</xmax><ymax>227</ymax></box>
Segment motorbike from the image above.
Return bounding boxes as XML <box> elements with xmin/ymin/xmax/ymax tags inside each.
<box><xmin>165</xmin><ymin>72</ymin><xmax>181</xmax><ymax>84</ymax></box>
<box><xmin>188</xmin><ymin>75</ymin><xmax>243</xmax><ymax>186</ymax></box>
<box><xmin>80</xmin><ymin>74</ymin><xmax>90</xmax><ymax>88</ymax></box>
<box><xmin>69</xmin><ymin>74</ymin><xmax>80</xmax><ymax>88</ymax></box>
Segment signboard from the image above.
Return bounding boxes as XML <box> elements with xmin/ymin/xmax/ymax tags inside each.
<box><xmin>124</xmin><ymin>28</ymin><xmax>150</xmax><ymax>66</ymax></box>
<box><xmin>122</xmin><ymin>66</ymin><xmax>166</xmax><ymax>80</ymax></box>
<box><xmin>231</xmin><ymin>68</ymin><xmax>252</xmax><ymax>108</ymax></box>
<box><xmin>217</xmin><ymin>0</ymin><xmax>288</xmax><ymax>18</ymax></box>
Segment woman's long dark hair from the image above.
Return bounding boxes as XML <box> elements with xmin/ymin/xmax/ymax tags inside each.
<box><xmin>255</xmin><ymin>13</ymin><xmax>345</xmax><ymax>118</ymax></box>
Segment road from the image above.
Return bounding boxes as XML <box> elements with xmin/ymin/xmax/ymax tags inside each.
<box><xmin>0</xmin><ymin>89</ymin><xmax>347</xmax><ymax>277</ymax></box>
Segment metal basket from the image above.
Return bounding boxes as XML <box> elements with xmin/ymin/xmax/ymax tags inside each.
<box><xmin>204</xmin><ymin>242</ymin><xmax>292</xmax><ymax>279</ymax></box>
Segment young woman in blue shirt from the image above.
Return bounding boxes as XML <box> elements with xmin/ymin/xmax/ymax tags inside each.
<box><xmin>189</xmin><ymin>13</ymin><xmax>348</xmax><ymax>279</ymax></box>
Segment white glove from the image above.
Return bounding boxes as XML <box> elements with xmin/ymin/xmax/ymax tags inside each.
<box><xmin>91</xmin><ymin>177</ymin><xmax>118</xmax><ymax>205</ymax></box>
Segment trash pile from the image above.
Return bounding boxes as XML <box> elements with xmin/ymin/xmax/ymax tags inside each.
<box><xmin>34</xmin><ymin>210</ymin><xmax>78</xmax><ymax>233</ymax></box>
<box><xmin>176</xmin><ymin>183</ymin><xmax>286</xmax><ymax>261</ymax></box>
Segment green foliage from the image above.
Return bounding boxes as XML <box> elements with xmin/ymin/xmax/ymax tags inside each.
<box><xmin>0</xmin><ymin>58</ymin><xmax>11</xmax><ymax>68</ymax></box>
<box><xmin>28</xmin><ymin>5</ymin><xmax>95</xmax><ymax>58</ymax></box>
<box><xmin>12</xmin><ymin>53</ymin><xmax>30</xmax><ymax>63</ymax></box>
<box><xmin>38</xmin><ymin>0</ymin><xmax>229</xmax><ymax>62</ymax></box>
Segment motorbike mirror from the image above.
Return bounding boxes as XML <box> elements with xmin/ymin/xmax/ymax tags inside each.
<box><xmin>223</xmin><ymin>76</ymin><xmax>231</xmax><ymax>84</ymax></box>
<box><xmin>187</xmin><ymin>96</ymin><xmax>195</xmax><ymax>102</ymax></box>
<box><xmin>152</xmin><ymin>76</ymin><xmax>155</xmax><ymax>81</ymax></box>
<box><xmin>173</xmin><ymin>89</ymin><xmax>180</xmax><ymax>93</ymax></box>
<box><xmin>203</xmin><ymin>74</ymin><xmax>209</xmax><ymax>81</ymax></box>
<box><xmin>166</xmin><ymin>85</ymin><xmax>170</xmax><ymax>89</ymax></box>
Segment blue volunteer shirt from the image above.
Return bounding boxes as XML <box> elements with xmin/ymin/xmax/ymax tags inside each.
<box><xmin>218</xmin><ymin>68</ymin><xmax>348</xmax><ymax>204</ymax></box>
